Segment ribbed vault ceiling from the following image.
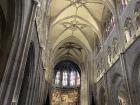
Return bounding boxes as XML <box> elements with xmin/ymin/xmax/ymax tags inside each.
<box><xmin>47</xmin><ymin>0</ymin><xmax>114</xmax><ymax>61</ymax></box>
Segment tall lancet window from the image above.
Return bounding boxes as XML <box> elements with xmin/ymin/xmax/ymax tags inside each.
<box><xmin>70</xmin><ymin>71</ymin><xmax>76</xmax><ymax>86</ymax></box>
<box><xmin>62</xmin><ymin>71</ymin><xmax>68</xmax><ymax>86</ymax></box>
<box><xmin>77</xmin><ymin>72</ymin><xmax>80</xmax><ymax>86</ymax></box>
<box><xmin>55</xmin><ymin>71</ymin><xmax>60</xmax><ymax>85</ymax></box>
<box><xmin>54</xmin><ymin>60</ymin><xmax>81</xmax><ymax>88</ymax></box>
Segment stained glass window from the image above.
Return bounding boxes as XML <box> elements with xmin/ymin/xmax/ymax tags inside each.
<box><xmin>77</xmin><ymin>72</ymin><xmax>80</xmax><ymax>86</ymax></box>
<box><xmin>70</xmin><ymin>71</ymin><xmax>76</xmax><ymax>86</ymax></box>
<box><xmin>54</xmin><ymin>60</ymin><xmax>80</xmax><ymax>88</ymax></box>
<box><xmin>62</xmin><ymin>71</ymin><xmax>68</xmax><ymax>86</ymax></box>
<box><xmin>55</xmin><ymin>70</ymin><xmax>80</xmax><ymax>87</ymax></box>
<box><xmin>55</xmin><ymin>71</ymin><xmax>60</xmax><ymax>85</ymax></box>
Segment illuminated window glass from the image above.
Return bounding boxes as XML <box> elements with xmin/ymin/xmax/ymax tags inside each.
<box><xmin>119</xmin><ymin>0</ymin><xmax>129</xmax><ymax>14</ymax></box>
<box><xmin>62</xmin><ymin>71</ymin><xmax>68</xmax><ymax>86</ymax></box>
<box><xmin>54</xmin><ymin>60</ymin><xmax>81</xmax><ymax>88</ymax></box>
<box><xmin>55</xmin><ymin>71</ymin><xmax>60</xmax><ymax>85</ymax></box>
<box><xmin>77</xmin><ymin>72</ymin><xmax>80</xmax><ymax>86</ymax></box>
<box><xmin>70</xmin><ymin>71</ymin><xmax>76</xmax><ymax>86</ymax></box>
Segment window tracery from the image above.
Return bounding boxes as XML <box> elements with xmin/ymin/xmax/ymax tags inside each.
<box><xmin>55</xmin><ymin>70</ymin><xmax>80</xmax><ymax>88</ymax></box>
<box><xmin>62</xmin><ymin>71</ymin><xmax>68</xmax><ymax>86</ymax></box>
<box><xmin>54</xmin><ymin>61</ymin><xmax>80</xmax><ymax>88</ymax></box>
<box><xmin>70</xmin><ymin>71</ymin><xmax>76</xmax><ymax>86</ymax></box>
<box><xmin>55</xmin><ymin>71</ymin><xmax>60</xmax><ymax>85</ymax></box>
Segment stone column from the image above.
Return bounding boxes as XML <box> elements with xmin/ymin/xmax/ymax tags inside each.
<box><xmin>80</xmin><ymin>60</ymin><xmax>89</xmax><ymax>105</ymax></box>
<box><xmin>0</xmin><ymin>1</ymin><xmax>40</xmax><ymax>105</ymax></box>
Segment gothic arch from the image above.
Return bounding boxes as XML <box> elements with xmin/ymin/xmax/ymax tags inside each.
<box><xmin>51</xmin><ymin>36</ymin><xmax>92</xmax><ymax>65</ymax></box>
<box><xmin>51</xmin><ymin>60</ymin><xmax>81</xmax><ymax>105</ymax></box>
<box><xmin>17</xmin><ymin>43</ymin><xmax>35</xmax><ymax>105</ymax></box>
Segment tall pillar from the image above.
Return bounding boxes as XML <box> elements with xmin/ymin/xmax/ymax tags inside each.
<box><xmin>0</xmin><ymin>1</ymin><xmax>40</xmax><ymax>105</ymax></box>
<box><xmin>80</xmin><ymin>61</ymin><xmax>89</xmax><ymax>105</ymax></box>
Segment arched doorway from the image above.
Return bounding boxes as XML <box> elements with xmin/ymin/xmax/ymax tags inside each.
<box><xmin>51</xmin><ymin>60</ymin><xmax>81</xmax><ymax>105</ymax></box>
<box><xmin>17</xmin><ymin>43</ymin><xmax>35</xmax><ymax>105</ymax></box>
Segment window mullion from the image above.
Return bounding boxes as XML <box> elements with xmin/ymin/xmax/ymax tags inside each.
<box><xmin>68</xmin><ymin>70</ymin><xmax>70</xmax><ymax>87</ymax></box>
<box><xmin>60</xmin><ymin>71</ymin><xmax>63</xmax><ymax>87</ymax></box>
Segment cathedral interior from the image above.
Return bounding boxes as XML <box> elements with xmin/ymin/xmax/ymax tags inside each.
<box><xmin>0</xmin><ymin>0</ymin><xmax>140</xmax><ymax>105</ymax></box>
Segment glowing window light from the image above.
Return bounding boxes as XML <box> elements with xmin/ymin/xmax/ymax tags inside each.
<box><xmin>70</xmin><ymin>71</ymin><xmax>76</xmax><ymax>86</ymax></box>
<box><xmin>55</xmin><ymin>71</ymin><xmax>60</xmax><ymax>85</ymax></box>
<box><xmin>77</xmin><ymin>72</ymin><xmax>80</xmax><ymax>86</ymax></box>
<box><xmin>62</xmin><ymin>71</ymin><xmax>68</xmax><ymax>86</ymax></box>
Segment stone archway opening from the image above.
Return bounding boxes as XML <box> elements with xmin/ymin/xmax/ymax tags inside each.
<box><xmin>51</xmin><ymin>60</ymin><xmax>81</xmax><ymax>105</ymax></box>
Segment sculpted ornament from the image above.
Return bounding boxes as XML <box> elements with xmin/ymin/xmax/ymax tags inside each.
<box><xmin>124</xmin><ymin>17</ymin><xmax>134</xmax><ymax>42</ymax></box>
<box><xmin>126</xmin><ymin>18</ymin><xmax>135</xmax><ymax>35</ymax></box>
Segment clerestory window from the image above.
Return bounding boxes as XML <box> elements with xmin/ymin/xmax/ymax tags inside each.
<box><xmin>54</xmin><ymin>60</ymin><xmax>80</xmax><ymax>88</ymax></box>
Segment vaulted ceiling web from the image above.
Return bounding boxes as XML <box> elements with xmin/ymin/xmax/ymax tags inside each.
<box><xmin>47</xmin><ymin>0</ymin><xmax>113</xmax><ymax>61</ymax></box>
